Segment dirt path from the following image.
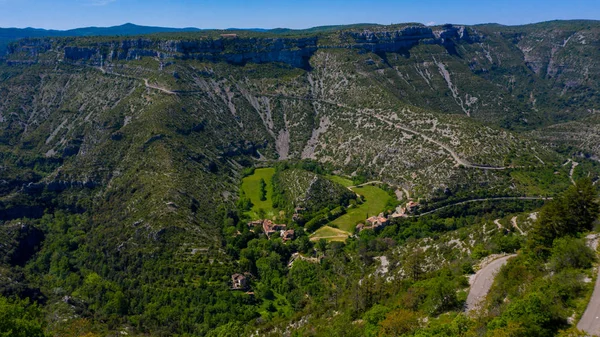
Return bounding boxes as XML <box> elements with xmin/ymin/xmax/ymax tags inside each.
<box><xmin>143</xmin><ymin>78</ymin><xmax>177</xmax><ymax>95</ymax></box>
<box><xmin>254</xmin><ymin>92</ymin><xmax>512</xmax><ymax>171</ymax></box>
<box><xmin>511</xmin><ymin>217</ymin><xmax>525</xmax><ymax>235</ymax></box>
<box><xmin>570</xmin><ymin>161</ymin><xmax>579</xmax><ymax>185</ymax></box>
<box><xmin>494</xmin><ymin>219</ymin><xmax>504</xmax><ymax>230</ymax></box>
<box><xmin>402</xmin><ymin>188</ymin><xmax>411</xmax><ymax>200</ymax></box>
<box><xmin>466</xmin><ymin>255</ymin><xmax>516</xmax><ymax>314</ymax></box>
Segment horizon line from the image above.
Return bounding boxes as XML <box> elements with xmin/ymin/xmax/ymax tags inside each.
<box><xmin>2</xmin><ymin>18</ymin><xmax>599</xmax><ymax>32</ymax></box>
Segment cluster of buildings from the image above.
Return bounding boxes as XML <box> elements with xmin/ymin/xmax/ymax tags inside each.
<box><xmin>356</xmin><ymin>201</ymin><xmax>420</xmax><ymax>233</ymax></box>
<box><xmin>247</xmin><ymin>219</ymin><xmax>295</xmax><ymax>241</ymax></box>
<box><xmin>356</xmin><ymin>213</ymin><xmax>389</xmax><ymax>232</ymax></box>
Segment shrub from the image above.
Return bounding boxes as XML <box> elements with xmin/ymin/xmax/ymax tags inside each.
<box><xmin>549</xmin><ymin>237</ymin><xmax>596</xmax><ymax>272</ymax></box>
<box><xmin>472</xmin><ymin>244</ymin><xmax>490</xmax><ymax>260</ymax></box>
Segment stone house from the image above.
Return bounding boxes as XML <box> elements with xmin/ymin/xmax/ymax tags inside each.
<box><xmin>360</xmin><ymin>213</ymin><xmax>390</xmax><ymax>232</ymax></box>
<box><xmin>231</xmin><ymin>273</ymin><xmax>248</xmax><ymax>290</ymax></box>
<box><xmin>282</xmin><ymin>229</ymin><xmax>295</xmax><ymax>242</ymax></box>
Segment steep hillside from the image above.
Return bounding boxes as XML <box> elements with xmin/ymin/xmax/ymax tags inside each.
<box><xmin>272</xmin><ymin>168</ymin><xmax>356</xmax><ymax>212</ymax></box>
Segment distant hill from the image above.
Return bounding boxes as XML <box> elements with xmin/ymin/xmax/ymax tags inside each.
<box><xmin>0</xmin><ymin>23</ymin><xmax>202</xmax><ymax>55</ymax></box>
<box><xmin>0</xmin><ymin>22</ymin><xmax>391</xmax><ymax>55</ymax></box>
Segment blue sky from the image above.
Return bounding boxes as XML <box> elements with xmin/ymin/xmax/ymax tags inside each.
<box><xmin>0</xmin><ymin>0</ymin><xmax>598</xmax><ymax>30</ymax></box>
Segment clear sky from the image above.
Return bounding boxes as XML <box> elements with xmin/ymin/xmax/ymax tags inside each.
<box><xmin>0</xmin><ymin>0</ymin><xmax>598</xmax><ymax>30</ymax></box>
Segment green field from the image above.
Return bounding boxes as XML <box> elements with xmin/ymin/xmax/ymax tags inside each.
<box><xmin>327</xmin><ymin>175</ymin><xmax>354</xmax><ymax>187</ymax></box>
<box><xmin>331</xmin><ymin>184</ymin><xmax>392</xmax><ymax>233</ymax></box>
<box><xmin>310</xmin><ymin>226</ymin><xmax>350</xmax><ymax>242</ymax></box>
<box><xmin>241</xmin><ymin>168</ymin><xmax>278</xmax><ymax>219</ymax></box>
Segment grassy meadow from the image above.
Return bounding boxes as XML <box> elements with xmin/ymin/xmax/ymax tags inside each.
<box><xmin>241</xmin><ymin>168</ymin><xmax>278</xmax><ymax>220</ymax></box>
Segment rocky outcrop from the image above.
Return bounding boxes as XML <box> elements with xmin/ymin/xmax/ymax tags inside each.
<box><xmin>64</xmin><ymin>46</ymin><xmax>97</xmax><ymax>60</ymax></box>
<box><xmin>6</xmin><ymin>38</ymin><xmax>52</xmax><ymax>59</ymax></box>
<box><xmin>343</xmin><ymin>25</ymin><xmax>480</xmax><ymax>53</ymax></box>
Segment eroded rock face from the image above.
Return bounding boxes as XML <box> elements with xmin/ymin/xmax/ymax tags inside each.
<box><xmin>9</xmin><ymin>25</ymin><xmax>480</xmax><ymax>69</ymax></box>
<box><xmin>344</xmin><ymin>25</ymin><xmax>480</xmax><ymax>53</ymax></box>
<box><xmin>59</xmin><ymin>36</ymin><xmax>319</xmax><ymax>68</ymax></box>
<box><xmin>64</xmin><ymin>46</ymin><xmax>97</xmax><ymax>60</ymax></box>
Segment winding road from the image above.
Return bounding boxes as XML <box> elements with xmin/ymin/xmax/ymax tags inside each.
<box><xmin>466</xmin><ymin>255</ymin><xmax>516</xmax><ymax>314</ymax></box>
<box><xmin>92</xmin><ymin>68</ymin><xmax>544</xmax><ymax>173</ymax></box>
<box><xmin>371</xmin><ymin>113</ymin><xmax>508</xmax><ymax>170</ymax></box>
<box><xmin>577</xmin><ymin>239</ymin><xmax>600</xmax><ymax>335</ymax></box>
<box><xmin>346</xmin><ymin>180</ymin><xmax>385</xmax><ymax>189</ymax></box>
<box><xmin>578</xmin><ymin>269</ymin><xmax>600</xmax><ymax>335</ymax></box>
<box><xmin>411</xmin><ymin>197</ymin><xmax>552</xmax><ymax>218</ymax></box>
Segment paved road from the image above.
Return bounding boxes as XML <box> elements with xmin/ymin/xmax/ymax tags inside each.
<box><xmin>577</xmin><ymin>266</ymin><xmax>600</xmax><ymax>335</ymax></box>
<box><xmin>466</xmin><ymin>255</ymin><xmax>516</xmax><ymax>314</ymax></box>
<box><xmin>412</xmin><ymin>197</ymin><xmax>552</xmax><ymax>218</ymax></box>
<box><xmin>346</xmin><ymin>181</ymin><xmax>387</xmax><ymax>190</ymax></box>
<box><xmin>371</xmin><ymin>114</ymin><xmax>508</xmax><ymax>170</ymax></box>
<box><xmin>256</xmin><ymin>93</ymin><xmax>514</xmax><ymax>171</ymax></box>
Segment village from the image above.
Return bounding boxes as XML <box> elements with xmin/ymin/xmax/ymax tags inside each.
<box><xmin>231</xmin><ymin>200</ymin><xmax>420</xmax><ymax>290</ymax></box>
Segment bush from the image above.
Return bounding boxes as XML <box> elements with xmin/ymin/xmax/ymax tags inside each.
<box><xmin>492</xmin><ymin>233</ymin><xmax>523</xmax><ymax>254</ymax></box>
<box><xmin>259</xmin><ymin>178</ymin><xmax>267</xmax><ymax>201</ymax></box>
<box><xmin>461</xmin><ymin>262</ymin><xmax>475</xmax><ymax>275</ymax></box>
<box><xmin>472</xmin><ymin>244</ymin><xmax>491</xmax><ymax>260</ymax></box>
<box><xmin>378</xmin><ymin>309</ymin><xmax>421</xmax><ymax>337</ymax></box>
<box><xmin>549</xmin><ymin>237</ymin><xmax>596</xmax><ymax>272</ymax></box>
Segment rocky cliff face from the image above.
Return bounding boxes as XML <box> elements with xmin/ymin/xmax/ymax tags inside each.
<box><xmin>7</xmin><ymin>25</ymin><xmax>481</xmax><ymax>69</ymax></box>
<box><xmin>343</xmin><ymin>25</ymin><xmax>480</xmax><ymax>53</ymax></box>
<box><xmin>60</xmin><ymin>36</ymin><xmax>319</xmax><ymax>69</ymax></box>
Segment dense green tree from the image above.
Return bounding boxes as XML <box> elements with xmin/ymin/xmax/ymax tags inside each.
<box><xmin>259</xmin><ymin>178</ymin><xmax>267</xmax><ymax>201</ymax></box>
<box><xmin>528</xmin><ymin>178</ymin><xmax>599</xmax><ymax>253</ymax></box>
<box><xmin>0</xmin><ymin>296</ymin><xmax>46</xmax><ymax>337</ymax></box>
<box><xmin>549</xmin><ymin>237</ymin><xmax>596</xmax><ymax>272</ymax></box>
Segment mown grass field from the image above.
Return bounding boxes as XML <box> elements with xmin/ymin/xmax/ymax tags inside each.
<box><xmin>241</xmin><ymin>168</ymin><xmax>278</xmax><ymax>220</ymax></box>
<box><xmin>331</xmin><ymin>185</ymin><xmax>392</xmax><ymax>233</ymax></box>
<box><xmin>311</xmin><ymin>178</ymin><xmax>392</xmax><ymax>241</ymax></box>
